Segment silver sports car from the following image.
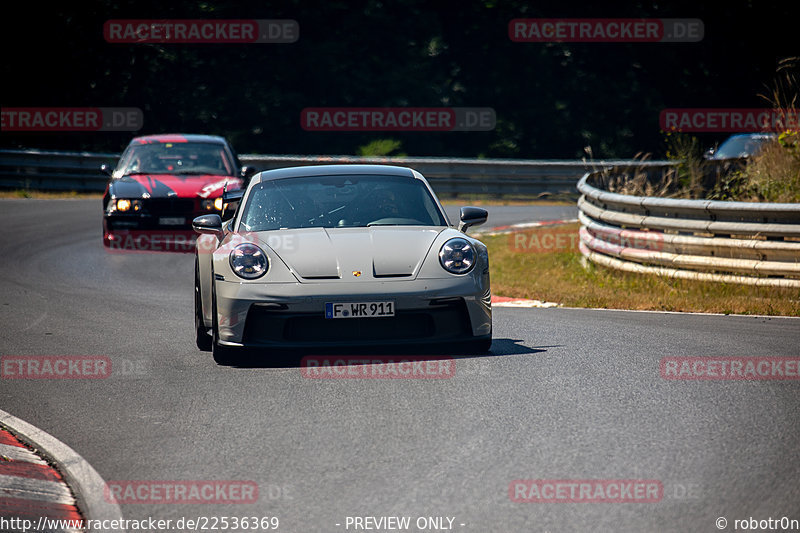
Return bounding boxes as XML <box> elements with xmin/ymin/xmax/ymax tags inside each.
<box><xmin>193</xmin><ymin>164</ymin><xmax>491</xmax><ymax>364</ymax></box>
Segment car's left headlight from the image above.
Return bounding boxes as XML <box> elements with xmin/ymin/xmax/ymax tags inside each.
<box><xmin>115</xmin><ymin>198</ymin><xmax>141</xmax><ymax>212</ymax></box>
<box><xmin>229</xmin><ymin>243</ymin><xmax>268</xmax><ymax>279</ymax></box>
<box><xmin>439</xmin><ymin>238</ymin><xmax>476</xmax><ymax>274</ymax></box>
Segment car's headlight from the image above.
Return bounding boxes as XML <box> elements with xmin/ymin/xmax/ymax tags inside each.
<box><xmin>115</xmin><ymin>199</ymin><xmax>141</xmax><ymax>212</ymax></box>
<box><xmin>229</xmin><ymin>243</ymin><xmax>268</xmax><ymax>279</ymax></box>
<box><xmin>202</xmin><ymin>198</ymin><xmax>225</xmax><ymax>211</ymax></box>
<box><xmin>439</xmin><ymin>238</ymin><xmax>476</xmax><ymax>274</ymax></box>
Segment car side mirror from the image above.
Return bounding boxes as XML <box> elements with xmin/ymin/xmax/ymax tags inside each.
<box><xmin>100</xmin><ymin>164</ymin><xmax>113</xmax><ymax>176</ymax></box>
<box><xmin>193</xmin><ymin>214</ymin><xmax>224</xmax><ymax>239</ymax></box>
<box><xmin>240</xmin><ymin>166</ymin><xmax>257</xmax><ymax>178</ymax></box>
<box><xmin>703</xmin><ymin>147</ymin><xmax>715</xmax><ymax>160</ymax></box>
<box><xmin>458</xmin><ymin>206</ymin><xmax>488</xmax><ymax>233</ymax></box>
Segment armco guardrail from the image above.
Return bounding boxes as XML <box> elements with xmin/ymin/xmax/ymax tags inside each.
<box><xmin>577</xmin><ymin>166</ymin><xmax>800</xmax><ymax>288</ymax></box>
<box><xmin>241</xmin><ymin>154</ymin><xmax>613</xmax><ymax>197</ymax></box>
<box><xmin>0</xmin><ymin>149</ymin><xmax>120</xmax><ymax>192</ymax></box>
<box><xmin>0</xmin><ymin>148</ymin><xmax>666</xmax><ymax>197</ymax></box>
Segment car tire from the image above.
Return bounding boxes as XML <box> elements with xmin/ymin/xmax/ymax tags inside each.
<box><xmin>195</xmin><ymin>261</ymin><xmax>212</xmax><ymax>352</ymax></box>
<box><xmin>211</xmin><ymin>283</ymin><xmax>239</xmax><ymax>366</ymax></box>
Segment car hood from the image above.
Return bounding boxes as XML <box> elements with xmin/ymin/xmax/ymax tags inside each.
<box><xmin>255</xmin><ymin>226</ymin><xmax>445</xmax><ymax>280</ymax></box>
<box><xmin>113</xmin><ymin>173</ymin><xmax>240</xmax><ymax>198</ymax></box>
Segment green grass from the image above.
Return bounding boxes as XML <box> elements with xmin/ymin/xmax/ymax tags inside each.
<box><xmin>485</xmin><ymin>225</ymin><xmax>800</xmax><ymax>316</ymax></box>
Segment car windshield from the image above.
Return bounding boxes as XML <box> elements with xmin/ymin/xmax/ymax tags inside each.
<box><xmin>116</xmin><ymin>142</ymin><xmax>235</xmax><ymax>176</ymax></box>
<box><xmin>240</xmin><ymin>174</ymin><xmax>448</xmax><ymax>231</ymax></box>
<box><xmin>713</xmin><ymin>135</ymin><xmax>775</xmax><ymax>159</ymax></box>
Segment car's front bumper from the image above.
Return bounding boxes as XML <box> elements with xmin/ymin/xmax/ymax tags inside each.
<box><xmin>103</xmin><ymin>212</ymin><xmax>218</xmax><ymax>252</ymax></box>
<box><xmin>214</xmin><ymin>276</ymin><xmax>492</xmax><ymax>348</ymax></box>
<box><xmin>103</xmin><ymin>210</ymin><xmax>211</xmax><ymax>231</ymax></box>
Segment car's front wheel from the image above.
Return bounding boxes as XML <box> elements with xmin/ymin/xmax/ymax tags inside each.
<box><xmin>211</xmin><ymin>284</ymin><xmax>240</xmax><ymax>365</ymax></box>
<box><xmin>195</xmin><ymin>261</ymin><xmax>212</xmax><ymax>352</ymax></box>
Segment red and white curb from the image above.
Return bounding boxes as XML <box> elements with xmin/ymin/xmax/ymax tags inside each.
<box><xmin>0</xmin><ymin>428</ymin><xmax>82</xmax><ymax>532</ymax></box>
<box><xmin>491</xmin><ymin>295</ymin><xmax>560</xmax><ymax>308</ymax></box>
<box><xmin>474</xmin><ymin>218</ymin><xmax>578</xmax><ymax>237</ymax></box>
<box><xmin>0</xmin><ymin>409</ymin><xmax>125</xmax><ymax>533</ymax></box>
<box><xmin>477</xmin><ymin>219</ymin><xmax>573</xmax><ymax>308</ymax></box>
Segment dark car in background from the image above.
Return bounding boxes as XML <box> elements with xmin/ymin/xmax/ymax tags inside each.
<box><xmin>102</xmin><ymin>134</ymin><xmax>254</xmax><ymax>251</ymax></box>
<box><xmin>704</xmin><ymin>133</ymin><xmax>777</xmax><ymax>160</ymax></box>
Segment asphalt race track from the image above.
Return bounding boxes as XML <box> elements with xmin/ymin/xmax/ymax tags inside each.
<box><xmin>1</xmin><ymin>198</ymin><xmax>798</xmax><ymax>532</ymax></box>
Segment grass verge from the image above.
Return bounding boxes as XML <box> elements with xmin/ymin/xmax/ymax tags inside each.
<box><xmin>0</xmin><ymin>189</ymin><xmax>103</xmax><ymax>199</ymax></box>
<box><xmin>485</xmin><ymin>224</ymin><xmax>800</xmax><ymax>316</ymax></box>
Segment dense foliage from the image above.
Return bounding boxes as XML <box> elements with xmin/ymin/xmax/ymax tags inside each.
<box><xmin>1</xmin><ymin>1</ymin><xmax>797</xmax><ymax>158</ymax></box>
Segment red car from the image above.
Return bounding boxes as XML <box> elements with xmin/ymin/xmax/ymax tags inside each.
<box><xmin>102</xmin><ymin>134</ymin><xmax>253</xmax><ymax>252</ymax></box>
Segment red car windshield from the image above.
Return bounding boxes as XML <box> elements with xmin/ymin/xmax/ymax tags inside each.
<box><xmin>117</xmin><ymin>142</ymin><xmax>235</xmax><ymax>176</ymax></box>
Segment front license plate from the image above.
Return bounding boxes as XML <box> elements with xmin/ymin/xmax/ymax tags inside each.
<box><xmin>159</xmin><ymin>217</ymin><xmax>185</xmax><ymax>225</ymax></box>
<box><xmin>325</xmin><ymin>301</ymin><xmax>395</xmax><ymax>319</ymax></box>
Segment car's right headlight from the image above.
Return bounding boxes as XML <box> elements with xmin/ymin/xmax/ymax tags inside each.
<box><xmin>439</xmin><ymin>238</ymin><xmax>476</xmax><ymax>274</ymax></box>
<box><xmin>229</xmin><ymin>243</ymin><xmax>268</xmax><ymax>279</ymax></box>
<box><xmin>201</xmin><ymin>197</ymin><xmax>225</xmax><ymax>211</ymax></box>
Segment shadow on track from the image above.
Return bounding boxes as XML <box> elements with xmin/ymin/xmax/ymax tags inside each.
<box><xmin>219</xmin><ymin>338</ymin><xmax>550</xmax><ymax>369</ymax></box>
